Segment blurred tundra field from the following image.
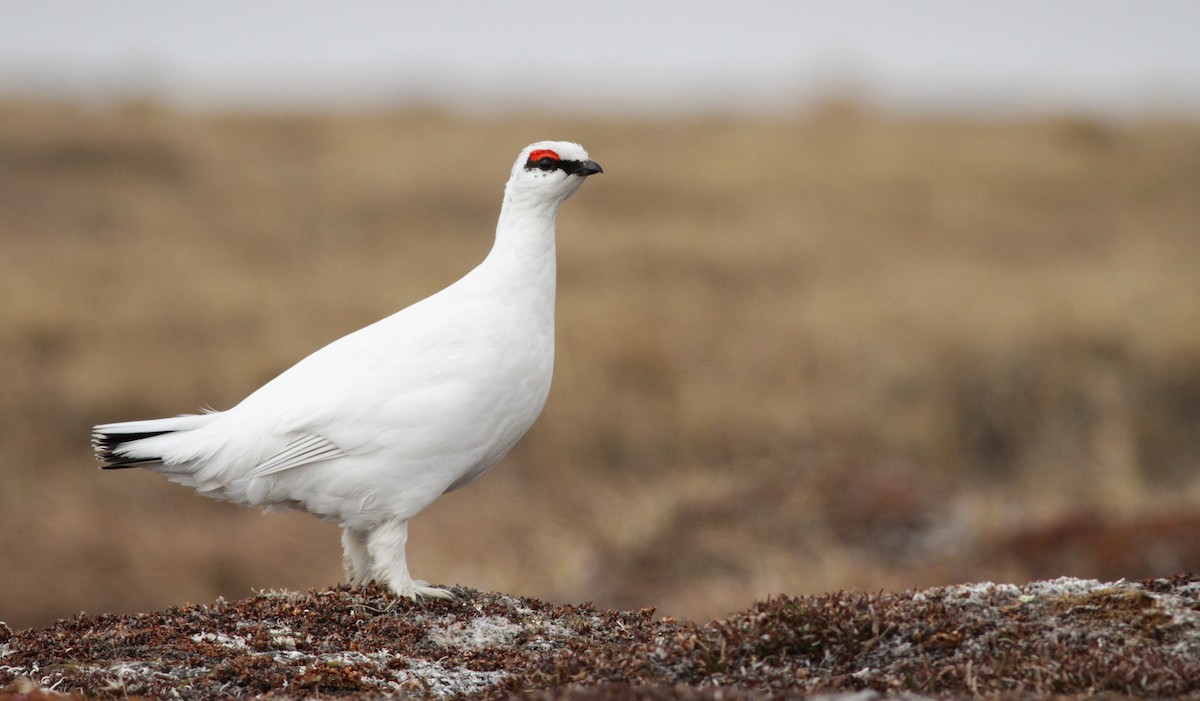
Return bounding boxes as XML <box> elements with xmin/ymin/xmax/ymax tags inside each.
<box><xmin>1</xmin><ymin>101</ymin><xmax>1198</xmax><ymax>630</ymax></box>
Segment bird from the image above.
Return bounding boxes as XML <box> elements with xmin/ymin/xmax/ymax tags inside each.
<box><xmin>92</xmin><ymin>141</ymin><xmax>602</xmax><ymax>599</ymax></box>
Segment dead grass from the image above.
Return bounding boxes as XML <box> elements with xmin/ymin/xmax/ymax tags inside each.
<box><xmin>0</xmin><ymin>99</ymin><xmax>1198</xmax><ymax>630</ymax></box>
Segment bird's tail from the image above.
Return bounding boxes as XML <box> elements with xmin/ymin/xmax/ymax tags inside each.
<box><xmin>92</xmin><ymin>413</ymin><xmax>218</xmax><ymax>469</ymax></box>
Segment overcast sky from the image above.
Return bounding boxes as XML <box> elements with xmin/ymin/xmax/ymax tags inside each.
<box><xmin>2</xmin><ymin>0</ymin><xmax>1198</xmax><ymax>115</ymax></box>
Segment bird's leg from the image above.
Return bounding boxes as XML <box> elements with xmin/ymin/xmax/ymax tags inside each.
<box><xmin>366</xmin><ymin>518</ymin><xmax>454</xmax><ymax>600</ymax></box>
<box><xmin>341</xmin><ymin>527</ymin><xmax>371</xmax><ymax>586</ymax></box>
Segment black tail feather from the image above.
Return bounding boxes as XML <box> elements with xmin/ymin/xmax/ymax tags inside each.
<box><xmin>93</xmin><ymin>430</ymin><xmax>171</xmax><ymax>469</ymax></box>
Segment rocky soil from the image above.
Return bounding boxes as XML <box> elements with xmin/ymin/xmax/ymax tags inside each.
<box><xmin>2</xmin><ymin>575</ymin><xmax>1198</xmax><ymax>699</ymax></box>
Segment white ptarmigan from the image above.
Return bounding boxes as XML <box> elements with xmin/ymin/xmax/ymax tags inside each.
<box><xmin>92</xmin><ymin>141</ymin><xmax>602</xmax><ymax>599</ymax></box>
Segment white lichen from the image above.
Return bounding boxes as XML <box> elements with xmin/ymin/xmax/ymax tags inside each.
<box><xmin>188</xmin><ymin>631</ymin><xmax>249</xmax><ymax>650</ymax></box>
<box><xmin>426</xmin><ymin>615</ymin><xmax>523</xmax><ymax>650</ymax></box>
<box><xmin>396</xmin><ymin>658</ymin><xmax>507</xmax><ymax>699</ymax></box>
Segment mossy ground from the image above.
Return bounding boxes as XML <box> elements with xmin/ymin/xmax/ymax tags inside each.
<box><xmin>3</xmin><ymin>576</ymin><xmax>1198</xmax><ymax>699</ymax></box>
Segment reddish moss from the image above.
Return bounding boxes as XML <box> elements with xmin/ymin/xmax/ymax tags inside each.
<box><xmin>2</xmin><ymin>578</ymin><xmax>1199</xmax><ymax>699</ymax></box>
<box><xmin>291</xmin><ymin>661</ymin><xmax>367</xmax><ymax>693</ymax></box>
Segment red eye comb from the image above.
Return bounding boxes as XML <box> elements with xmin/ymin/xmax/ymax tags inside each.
<box><xmin>528</xmin><ymin>149</ymin><xmax>560</xmax><ymax>162</ymax></box>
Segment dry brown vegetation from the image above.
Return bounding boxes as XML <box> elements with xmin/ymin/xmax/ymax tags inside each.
<box><xmin>0</xmin><ymin>100</ymin><xmax>1198</xmax><ymax>632</ymax></box>
<box><xmin>3</xmin><ymin>577</ymin><xmax>1200</xmax><ymax>699</ymax></box>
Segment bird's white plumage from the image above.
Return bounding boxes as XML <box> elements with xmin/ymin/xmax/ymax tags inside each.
<box><xmin>93</xmin><ymin>141</ymin><xmax>601</xmax><ymax>599</ymax></box>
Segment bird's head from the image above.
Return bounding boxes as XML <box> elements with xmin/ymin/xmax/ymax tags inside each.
<box><xmin>506</xmin><ymin>141</ymin><xmax>603</xmax><ymax>203</ymax></box>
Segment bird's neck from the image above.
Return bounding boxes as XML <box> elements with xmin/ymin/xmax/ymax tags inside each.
<box><xmin>475</xmin><ymin>189</ymin><xmax>561</xmax><ymax>306</ymax></box>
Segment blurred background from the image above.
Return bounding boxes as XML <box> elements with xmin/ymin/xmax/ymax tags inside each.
<box><xmin>2</xmin><ymin>1</ymin><xmax>1199</xmax><ymax>631</ymax></box>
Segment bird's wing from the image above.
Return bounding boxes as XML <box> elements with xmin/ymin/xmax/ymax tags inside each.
<box><xmin>245</xmin><ymin>432</ymin><xmax>347</xmax><ymax>478</ymax></box>
<box><xmin>229</xmin><ymin>298</ymin><xmax>483</xmax><ymax>482</ymax></box>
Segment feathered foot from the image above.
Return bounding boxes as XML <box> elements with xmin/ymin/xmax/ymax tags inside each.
<box><xmin>407</xmin><ymin>580</ymin><xmax>455</xmax><ymax>600</ymax></box>
<box><xmin>363</xmin><ymin>518</ymin><xmax>455</xmax><ymax>600</ymax></box>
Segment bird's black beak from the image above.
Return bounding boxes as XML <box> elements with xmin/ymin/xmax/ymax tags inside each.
<box><xmin>571</xmin><ymin>160</ymin><xmax>603</xmax><ymax>177</ymax></box>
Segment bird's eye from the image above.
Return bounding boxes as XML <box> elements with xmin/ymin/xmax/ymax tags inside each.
<box><xmin>526</xmin><ymin>148</ymin><xmax>562</xmax><ymax>172</ymax></box>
